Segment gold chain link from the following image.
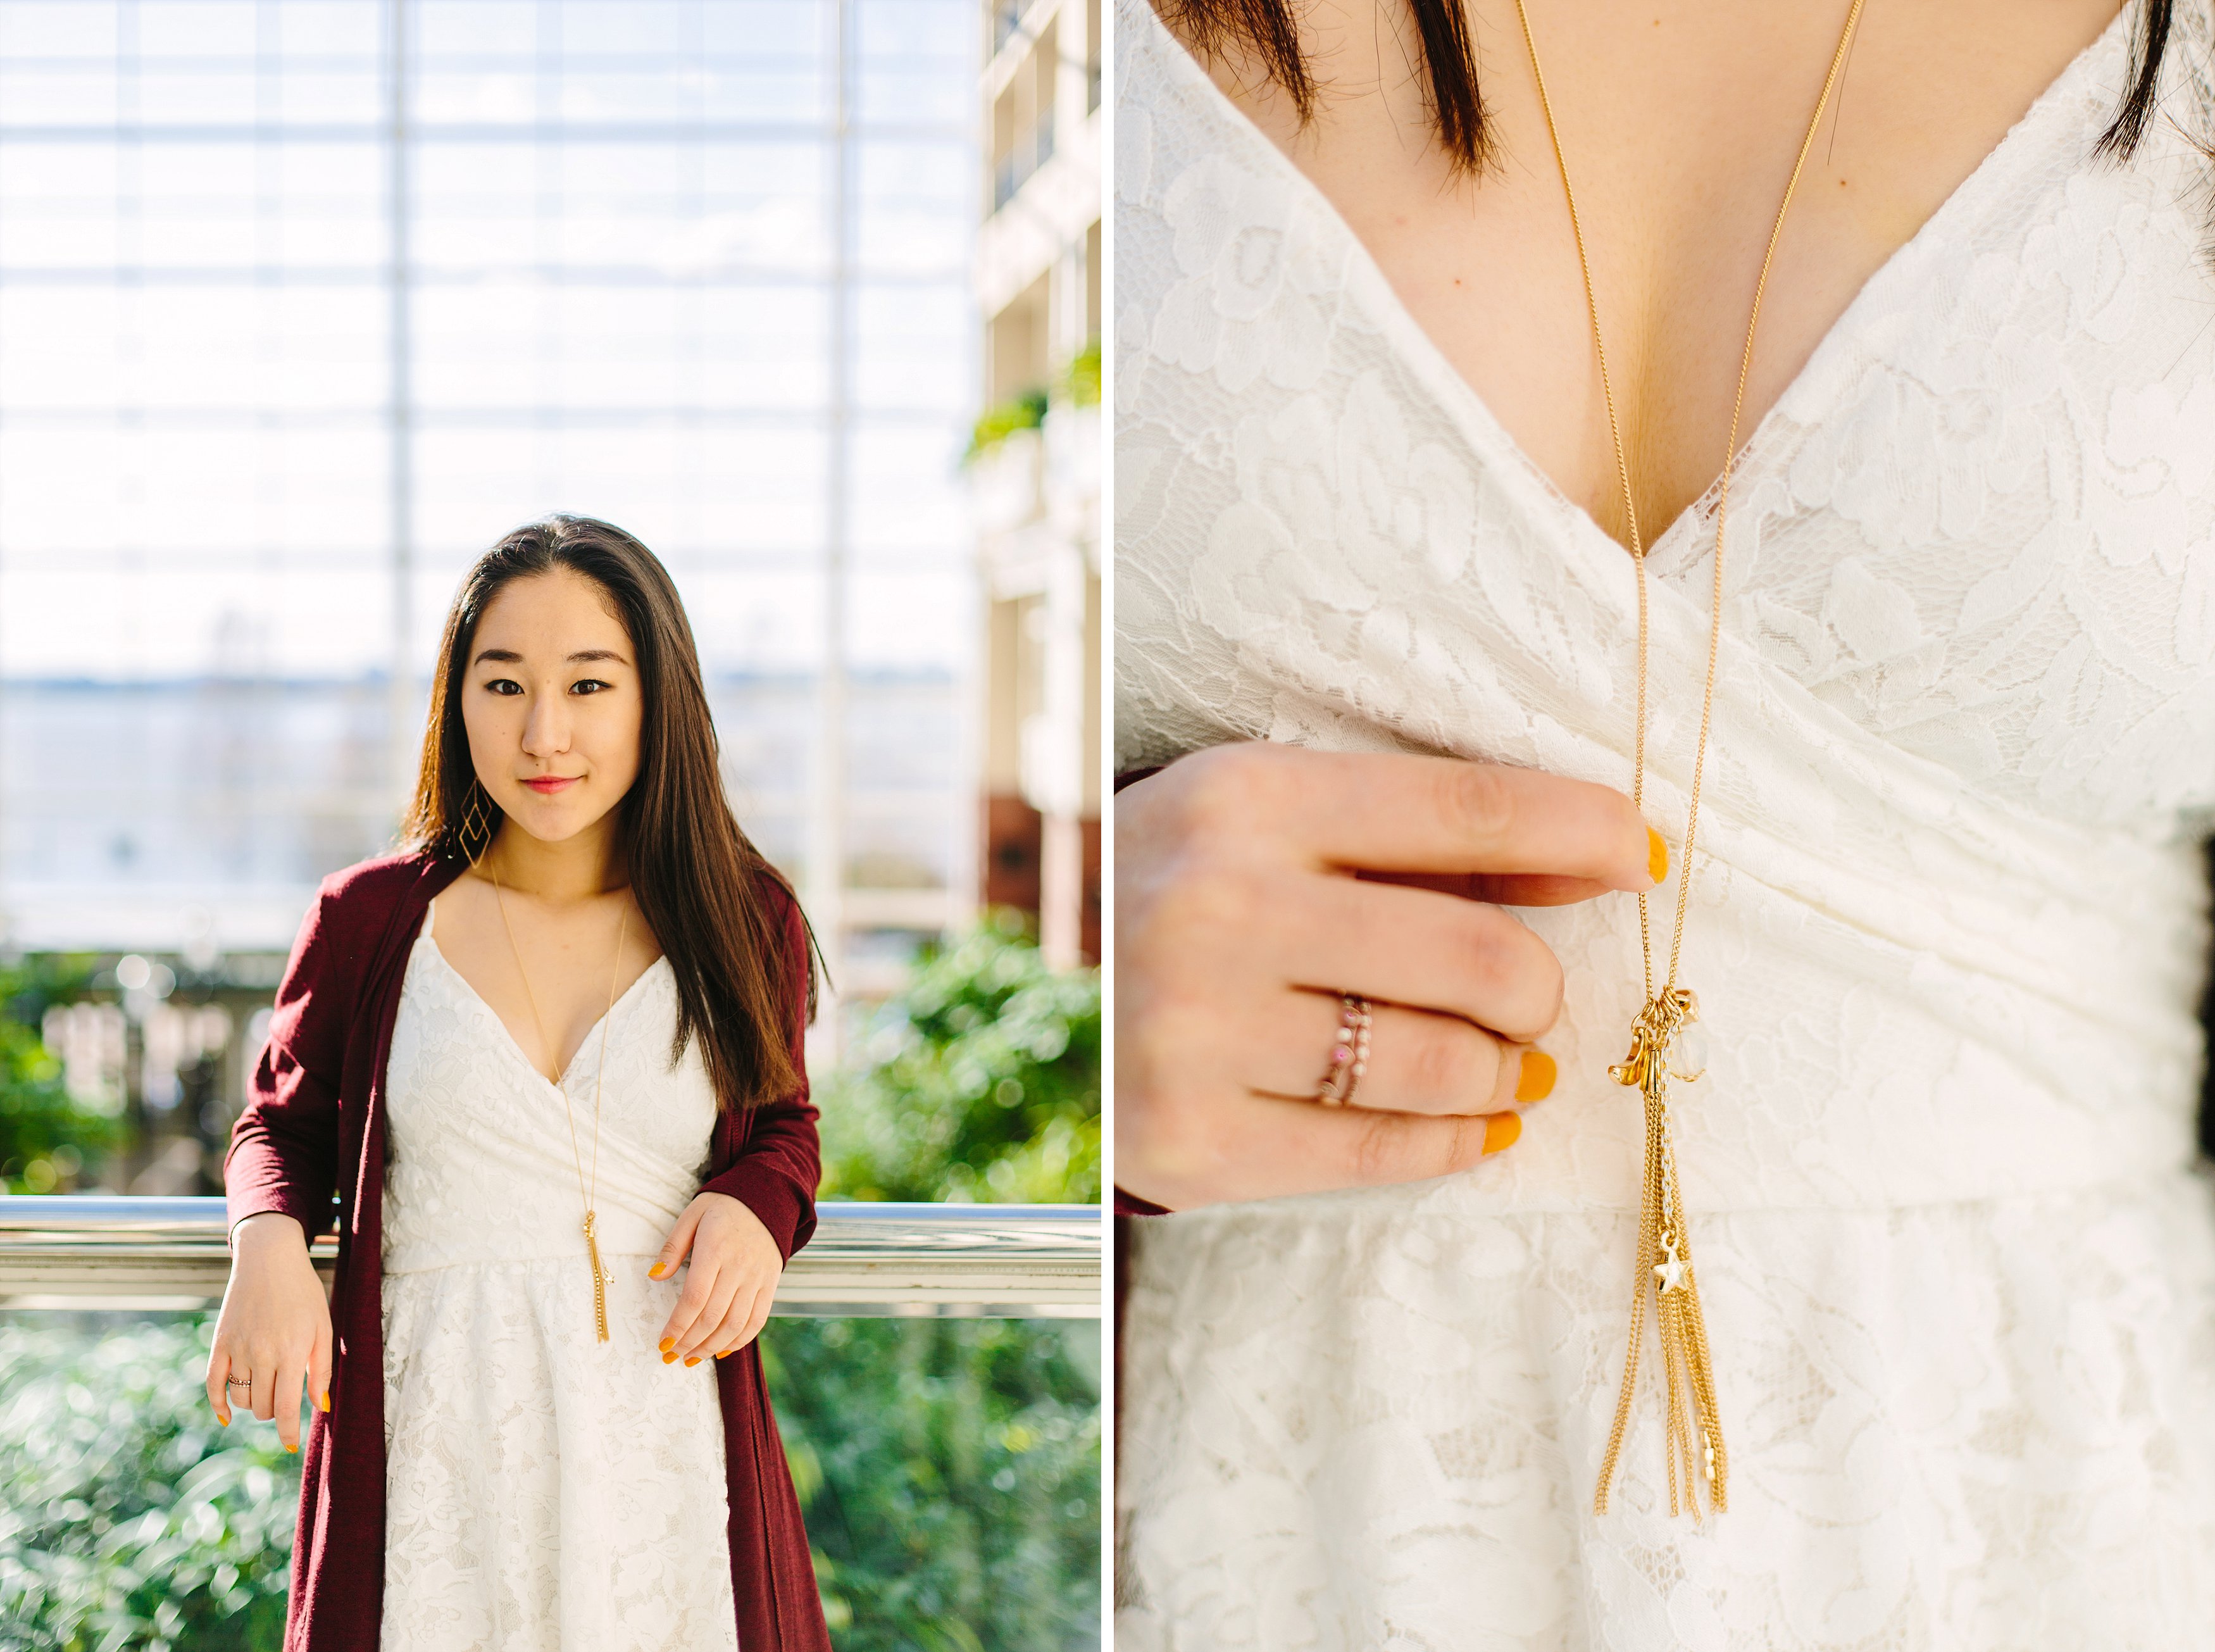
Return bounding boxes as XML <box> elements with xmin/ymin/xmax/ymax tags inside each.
<box><xmin>484</xmin><ymin>849</ymin><xmax>633</xmax><ymax>1344</ymax></box>
<box><xmin>1509</xmin><ymin>0</ymin><xmax>1870</xmax><ymax>1516</ymax></box>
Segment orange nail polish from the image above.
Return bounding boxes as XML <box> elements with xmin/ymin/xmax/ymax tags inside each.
<box><xmin>661</xmin><ymin>1351</ymin><xmax>677</xmax><ymax>1364</ymax></box>
<box><xmin>684</xmin><ymin>1356</ymin><xmax>701</xmax><ymax>1367</ymax></box>
<box><xmin>287</xmin><ymin>1442</ymin><xmax>299</xmax><ymax>1454</ymax></box>
<box><xmin>318</xmin><ymin>1391</ymin><xmax>330</xmax><ymax>1413</ymax></box>
<box><xmin>219</xmin><ymin>1413</ymin><xmax>230</xmax><ymax>1427</ymax></box>
<box><xmin>1515</xmin><ymin>1050</ymin><xmax>1556</xmax><ymax>1103</ymax></box>
<box><xmin>1483</xmin><ymin>1112</ymin><xmax>1521</xmax><ymax>1155</ymax></box>
<box><xmin>658</xmin><ymin>1337</ymin><xmax>674</xmax><ymax>1353</ymax></box>
<box><xmin>1647</xmin><ymin>828</ymin><xmax>1668</xmax><ymax>885</ymax></box>
<box><xmin>648</xmin><ymin>1263</ymin><xmax>665</xmax><ymax>1278</ymax></box>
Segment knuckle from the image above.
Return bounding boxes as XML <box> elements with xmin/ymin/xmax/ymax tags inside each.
<box><xmin>1349</xmin><ymin>1112</ymin><xmax>1406</xmax><ymax>1184</ymax></box>
<box><xmin>1120</xmin><ymin>849</ymin><xmax>1264</xmax><ymax>982</ymax></box>
<box><xmin>1434</xmin><ymin>761</ymin><xmax>1516</xmax><ymax>851</ymax></box>
<box><xmin>1401</xmin><ymin>1019</ymin><xmax>1474</xmax><ymax>1105</ymax></box>
<box><xmin>1168</xmin><ymin>742</ymin><xmax>1273</xmax><ymax>823</ymax></box>
<box><xmin>1464</xmin><ymin>913</ymin><xmax>1561</xmax><ymax>1039</ymax></box>
<box><xmin>1439</xmin><ymin>1115</ymin><xmax>1482</xmax><ymax>1173</ymax></box>
<box><xmin>1456</xmin><ymin>912</ymin><xmax>1519</xmax><ymax>1001</ymax></box>
<box><xmin>1356</xmin><ymin>1103</ymin><xmax>1476</xmax><ymax>1183</ymax></box>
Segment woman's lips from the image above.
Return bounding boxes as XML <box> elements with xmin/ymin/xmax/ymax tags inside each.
<box><xmin>523</xmin><ymin>775</ymin><xmax>581</xmax><ymax>795</ymax></box>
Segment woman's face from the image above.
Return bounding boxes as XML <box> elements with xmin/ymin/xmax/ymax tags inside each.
<box><xmin>461</xmin><ymin>567</ymin><xmax>644</xmax><ymax>848</ymax></box>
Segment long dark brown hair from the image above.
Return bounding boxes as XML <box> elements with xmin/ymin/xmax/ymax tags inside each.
<box><xmin>402</xmin><ymin>515</ymin><xmax>818</xmax><ymax>1111</ymax></box>
<box><xmin>1162</xmin><ymin>0</ymin><xmax>2178</xmax><ymax>177</ymax></box>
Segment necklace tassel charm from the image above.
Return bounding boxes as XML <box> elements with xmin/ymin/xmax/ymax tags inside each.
<box><xmin>583</xmin><ymin>1210</ymin><xmax>612</xmax><ymax>1344</ymax></box>
<box><xmin>1595</xmin><ymin>988</ymin><xmax>1728</xmax><ymax>1519</ymax></box>
<box><xmin>1513</xmin><ymin>0</ymin><xmax>1863</xmax><ymax>1525</ymax></box>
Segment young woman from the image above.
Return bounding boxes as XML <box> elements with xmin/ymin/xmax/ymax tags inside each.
<box><xmin>209</xmin><ymin>516</ymin><xmax>831</xmax><ymax>1651</ymax></box>
<box><xmin>1117</xmin><ymin>0</ymin><xmax>2215</xmax><ymax>1644</ymax></box>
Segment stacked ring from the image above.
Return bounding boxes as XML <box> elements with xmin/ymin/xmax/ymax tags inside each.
<box><xmin>1314</xmin><ymin>993</ymin><xmax>1373</xmax><ymax>1106</ymax></box>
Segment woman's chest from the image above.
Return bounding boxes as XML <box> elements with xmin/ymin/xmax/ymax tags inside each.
<box><xmin>1118</xmin><ymin>0</ymin><xmax>2215</xmax><ymax>827</ymax></box>
<box><xmin>383</xmin><ymin>938</ymin><xmax>720</xmax><ymax>1192</ymax></box>
<box><xmin>1168</xmin><ymin>0</ymin><xmax>2133</xmax><ymax>551</ymax></box>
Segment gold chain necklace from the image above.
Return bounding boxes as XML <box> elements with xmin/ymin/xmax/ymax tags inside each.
<box><xmin>1510</xmin><ymin>0</ymin><xmax>1869</xmax><ymax>1519</ymax></box>
<box><xmin>484</xmin><ymin>858</ymin><xmax>633</xmax><ymax>1344</ymax></box>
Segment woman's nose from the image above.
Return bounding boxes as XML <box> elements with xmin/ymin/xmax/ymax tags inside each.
<box><xmin>521</xmin><ymin>689</ymin><xmax>571</xmax><ymax>756</ymax></box>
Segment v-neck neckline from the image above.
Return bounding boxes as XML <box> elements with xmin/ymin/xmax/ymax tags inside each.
<box><xmin>1130</xmin><ymin>0</ymin><xmax>2136</xmax><ymax>577</ymax></box>
<box><xmin>418</xmin><ymin>897</ymin><xmax>665</xmax><ymax>1094</ymax></box>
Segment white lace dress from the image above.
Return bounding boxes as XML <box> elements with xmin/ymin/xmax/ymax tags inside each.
<box><xmin>378</xmin><ymin>898</ymin><xmax>739</xmax><ymax>1650</ymax></box>
<box><xmin>1116</xmin><ymin>0</ymin><xmax>2215</xmax><ymax>1644</ymax></box>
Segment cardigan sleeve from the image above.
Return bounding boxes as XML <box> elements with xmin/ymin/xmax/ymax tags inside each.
<box><xmin>222</xmin><ymin>877</ymin><xmax>355</xmax><ymax>1250</ymax></box>
<box><xmin>699</xmin><ymin>884</ymin><xmax>821</xmax><ymax>1263</ymax></box>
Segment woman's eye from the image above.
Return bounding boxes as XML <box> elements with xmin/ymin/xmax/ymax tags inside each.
<box><xmin>570</xmin><ymin>678</ymin><xmax>613</xmax><ymax>695</ymax></box>
<box><xmin>482</xmin><ymin>677</ymin><xmax>523</xmax><ymax>696</ymax></box>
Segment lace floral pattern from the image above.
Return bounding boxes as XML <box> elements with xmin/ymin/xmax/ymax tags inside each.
<box><xmin>379</xmin><ymin>903</ymin><xmax>737</xmax><ymax>1651</ymax></box>
<box><xmin>1114</xmin><ymin>0</ymin><xmax>2215</xmax><ymax>1644</ymax></box>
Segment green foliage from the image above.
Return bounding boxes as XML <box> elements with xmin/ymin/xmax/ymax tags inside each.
<box><xmin>764</xmin><ymin>1317</ymin><xmax>1101</xmax><ymax>1652</ymax></box>
<box><xmin>1059</xmin><ymin>339</ymin><xmax>1100</xmax><ymax>408</ymax></box>
<box><xmin>961</xmin><ymin>335</ymin><xmax>1100</xmax><ymax>465</ymax></box>
<box><xmin>0</xmin><ymin>1311</ymin><xmax>1098</xmax><ymax>1652</ymax></box>
<box><xmin>0</xmin><ymin>1313</ymin><xmax>299</xmax><ymax>1652</ymax></box>
<box><xmin>961</xmin><ymin>388</ymin><xmax>1049</xmax><ymax>466</ymax></box>
<box><xmin>820</xmin><ymin>914</ymin><xmax>1100</xmax><ymax>1205</ymax></box>
<box><xmin>0</xmin><ymin>958</ymin><xmax>117</xmax><ymax>1194</ymax></box>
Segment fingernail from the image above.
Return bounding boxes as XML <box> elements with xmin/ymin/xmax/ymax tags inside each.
<box><xmin>287</xmin><ymin>1442</ymin><xmax>298</xmax><ymax>1453</ymax></box>
<box><xmin>1515</xmin><ymin>1049</ymin><xmax>1556</xmax><ymax>1103</ymax></box>
<box><xmin>662</xmin><ymin>1351</ymin><xmax>677</xmax><ymax>1364</ymax></box>
<box><xmin>1648</xmin><ymin>827</ymin><xmax>1668</xmax><ymax>885</ymax></box>
<box><xmin>1483</xmin><ymin>1112</ymin><xmax>1521</xmax><ymax>1155</ymax></box>
<box><xmin>648</xmin><ymin>1263</ymin><xmax>665</xmax><ymax>1278</ymax></box>
<box><xmin>318</xmin><ymin>1391</ymin><xmax>330</xmax><ymax>1413</ymax></box>
<box><xmin>218</xmin><ymin>1413</ymin><xmax>230</xmax><ymax>1427</ymax></box>
<box><xmin>658</xmin><ymin>1337</ymin><xmax>674</xmax><ymax>1353</ymax></box>
<box><xmin>684</xmin><ymin>1356</ymin><xmax>701</xmax><ymax>1367</ymax></box>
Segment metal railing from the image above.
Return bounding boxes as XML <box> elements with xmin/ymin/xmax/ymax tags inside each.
<box><xmin>0</xmin><ymin>1198</ymin><xmax>1101</xmax><ymax>1318</ymax></box>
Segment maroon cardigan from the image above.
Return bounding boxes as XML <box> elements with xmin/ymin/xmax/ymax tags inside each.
<box><xmin>223</xmin><ymin>846</ymin><xmax>832</xmax><ymax>1652</ymax></box>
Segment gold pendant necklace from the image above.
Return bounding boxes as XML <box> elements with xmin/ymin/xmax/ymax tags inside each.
<box><xmin>1510</xmin><ymin>0</ymin><xmax>1869</xmax><ymax>1519</ymax></box>
<box><xmin>485</xmin><ymin>857</ymin><xmax>632</xmax><ymax>1344</ymax></box>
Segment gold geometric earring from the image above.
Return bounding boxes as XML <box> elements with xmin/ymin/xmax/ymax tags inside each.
<box><xmin>458</xmin><ymin>777</ymin><xmax>495</xmax><ymax>864</ymax></box>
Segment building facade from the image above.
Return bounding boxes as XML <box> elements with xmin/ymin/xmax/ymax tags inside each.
<box><xmin>973</xmin><ymin>0</ymin><xmax>1101</xmax><ymax>968</ymax></box>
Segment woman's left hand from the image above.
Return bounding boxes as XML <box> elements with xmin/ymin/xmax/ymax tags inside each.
<box><xmin>649</xmin><ymin>1191</ymin><xmax>783</xmax><ymax>1366</ymax></box>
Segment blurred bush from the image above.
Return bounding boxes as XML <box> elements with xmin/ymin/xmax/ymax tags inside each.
<box><xmin>1060</xmin><ymin>337</ymin><xmax>1100</xmax><ymax>408</ymax></box>
<box><xmin>820</xmin><ymin>912</ymin><xmax>1101</xmax><ymax>1205</ymax></box>
<box><xmin>795</xmin><ymin>915</ymin><xmax>1102</xmax><ymax>1647</ymax></box>
<box><xmin>0</xmin><ymin>1313</ymin><xmax>297</xmax><ymax>1652</ymax></box>
<box><xmin>0</xmin><ymin>958</ymin><xmax>116</xmax><ymax>1194</ymax></box>
<box><xmin>961</xmin><ymin>387</ymin><xmax>1049</xmax><ymax>465</ymax></box>
<box><xmin>766</xmin><ymin>1318</ymin><xmax>1100</xmax><ymax>1652</ymax></box>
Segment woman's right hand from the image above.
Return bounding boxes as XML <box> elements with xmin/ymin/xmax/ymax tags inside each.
<box><xmin>1116</xmin><ymin>743</ymin><xmax>1662</xmax><ymax>1211</ymax></box>
<box><xmin>204</xmin><ymin>1211</ymin><xmax>334</xmax><ymax>1450</ymax></box>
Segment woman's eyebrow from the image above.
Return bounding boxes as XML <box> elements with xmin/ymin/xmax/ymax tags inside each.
<box><xmin>470</xmin><ymin>647</ymin><xmax>629</xmax><ymax>665</ymax></box>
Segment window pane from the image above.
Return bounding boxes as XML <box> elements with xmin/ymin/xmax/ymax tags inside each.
<box><xmin>0</xmin><ymin>0</ymin><xmax>982</xmax><ymax>948</ymax></box>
